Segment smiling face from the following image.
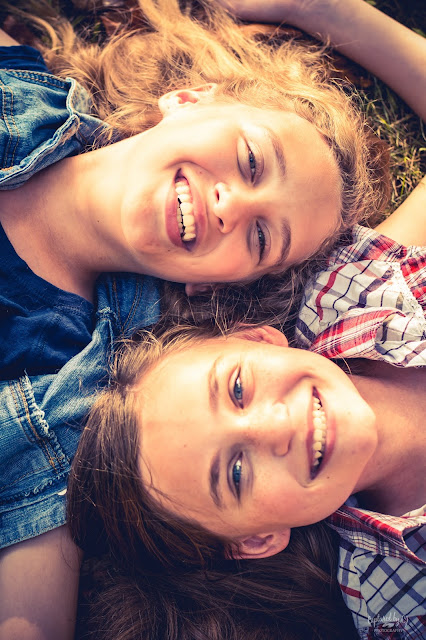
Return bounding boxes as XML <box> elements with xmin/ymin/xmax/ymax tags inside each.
<box><xmin>135</xmin><ymin>329</ymin><xmax>377</xmax><ymax>546</ymax></box>
<box><xmin>117</xmin><ymin>87</ymin><xmax>342</xmax><ymax>287</ymax></box>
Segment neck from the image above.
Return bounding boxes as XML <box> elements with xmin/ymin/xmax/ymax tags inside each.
<box><xmin>0</xmin><ymin>143</ymin><xmax>144</xmax><ymax>301</ymax></box>
<box><xmin>351</xmin><ymin>362</ymin><xmax>426</xmax><ymax>515</ymax></box>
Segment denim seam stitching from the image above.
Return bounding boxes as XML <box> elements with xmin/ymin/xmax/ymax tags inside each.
<box><xmin>7</xmin><ymin>69</ymin><xmax>69</xmax><ymax>91</ymax></box>
<box><xmin>0</xmin><ymin>469</ymin><xmax>70</xmax><ymax>505</ymax></box>
<box><xmin>111</xmin><ymin>277</ymin><xmax>123</xmax><ymax>331</ymax></box>
<box><xmin>0</xmin><ymin>77</ymin><xmax>19</xmax><ymax>168</ymax></box>
<box><xmin>125</xmin><ymin>282</ymin><xmax>143</xmax><ymax>332</ymax></box>
<box><xmin>15</xmin><ymin>380</ymin><xmax>59</xmax><ymax>473</ymax></box>
<box><xmin>112</xmin><ymin>276</ymin><xmax>145</xmax><ymax>334</ymax></box>
<box><xmin>0</xmin><ymin>463</ymin><xmax>51</xmax><ymax>492</ymax></box>
<box><xmin>8</xmin><ymin>380</ymin><xmax>33</xmax><ymax>445</ymax></box>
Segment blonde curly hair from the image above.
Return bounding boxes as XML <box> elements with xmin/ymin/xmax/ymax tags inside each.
<box><xmin>11</xmin><ymin>0</ymin><xmax>390</xmax><ymax>327</ymax></box>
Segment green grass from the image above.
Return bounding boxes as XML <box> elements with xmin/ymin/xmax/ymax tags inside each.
<box><xmin>358</xmin><ymin>0</ymin><xmax>426</xmax><ymax>209</ymax></box>
<box><xmin>361</xmin><ymin>79</ymin><xmax>425</xmax><ymax>209</ymax></box>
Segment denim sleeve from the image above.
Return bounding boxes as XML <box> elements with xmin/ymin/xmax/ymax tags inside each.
<box><xmin>0</xmin><ymin>66</ymin><xmax>110</xmax><ymax>190</ymax></box>
<box><xmin>0</xmin><ymin>45</ymin><xmax>48</xmax><ymax>72</ymax></box>
<box><xmin>0</xmin><ymin>274</ymin><xmax>161</xmax><ymax>548</ymax></box>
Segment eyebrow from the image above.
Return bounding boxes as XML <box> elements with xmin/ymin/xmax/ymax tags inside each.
<box><xmin>208</xmin><ymin>356</ymin><xmax>222</xmax><ymax>412</ymax></box>
<box><xmin>208</xmin><ymin>357</ymin><xmax>224</xmax><ymax>509</ymax></box>
<box><xmin>272</xmin><ymin>219</ymin><xmax>292</xmax><ymax>271</ymax></box>
<box><xmin>264</xmin><ymin>125</ymin><xmax>286</xmax><ymax>179</ymax></box>
<box><xmin>209</xmin><ymin>450</ymin><xmax>224</xmax><ymax>509</ymax></box>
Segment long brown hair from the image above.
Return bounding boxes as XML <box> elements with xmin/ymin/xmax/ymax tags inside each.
<box><xmin>68</xmin><ymin>323</ymin><xmax>358</xmax><ymax>639</ymax></box>
<box><xmin>75</xmin><ymin>526</ymin><xmax>358</xmax><ymax>640</ymax></box>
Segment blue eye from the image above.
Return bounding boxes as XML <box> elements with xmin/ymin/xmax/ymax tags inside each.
<box><xmin>234</xmin><ymin>374</ymin><xmax>243</xmax><ymax>407</ymax></box>
<box><xmin>256</xmin><ymin>222</ymin><xmax>266</xmax><ymax>260</ymax></box>
<box><xmin>232</xmin><ymin>456</ymin><xmax>243</xmax><ymax>498</ymax></box>
<box><xmin>248</xmin><ymin>146</ymin><xmax>257</xmax><ymax>181</ymax></box>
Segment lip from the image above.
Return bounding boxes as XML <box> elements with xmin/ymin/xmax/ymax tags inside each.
<box><xmin>307</xmin><ymin>388</ymin><xmax>335</xmax><ymax>480</ymax></box>
<box><xmin>165</xmin><ymin>170</ymin><xmax>206</xmax><ymax>251</ymax></box>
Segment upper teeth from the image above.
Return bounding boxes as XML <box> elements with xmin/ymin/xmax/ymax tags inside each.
<box><xmin>176</xmin><ymin>178</ymin><xmax>196</xmax><ymax>242</ymax></box>
<box><xmin>312</xmin><ymin>395</ymin><xmax>327</xmax><ymax>467</ymax></box>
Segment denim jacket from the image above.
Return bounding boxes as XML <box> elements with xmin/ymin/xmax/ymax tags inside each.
<box><xmin>0</xmin><ymin>48</ymin><xmax>161</xmax><ymax>547</ymax></box>
<box><xmin>0</xmin><ymin>274</ymin><xmax>160</xmax><ymax>548</ymax></box>
<box><xmin>0</xmin><ymin>46</ymin><xmax>109</xmax><ymax>189</ymax></box>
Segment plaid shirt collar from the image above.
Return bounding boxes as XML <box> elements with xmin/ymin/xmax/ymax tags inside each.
<box><xmin>327</xmin><ymin>502</ymin><xmax>426</xmax><ymax>566</ymax></box>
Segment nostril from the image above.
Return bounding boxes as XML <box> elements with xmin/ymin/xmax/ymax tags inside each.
<box><xmin>218</xmin><ymin>217</ymin><xmax>224</xmax><ymax>228</ymax></box>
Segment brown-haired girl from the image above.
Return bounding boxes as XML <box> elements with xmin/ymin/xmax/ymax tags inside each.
<box><xmin>69</xmin><ymin>315</ymin><xmax>426</xmax><ymax>638</ymax></box>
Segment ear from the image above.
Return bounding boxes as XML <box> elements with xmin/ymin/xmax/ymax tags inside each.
<box><xmin>185</xmin><ymin>282</ymin><xmax>214</xmax><ymax>296</ymax></box>
<box><xmin>229</xmin><ymin>529</ymin><xmax>291</xmax><ymax>560</ymax></box>
<box><xmin>235</xmin><ymin>325</ymin><xmax>288</xmax><ymax>348</ymax></box>
<box><xmin>158</xmin><ymin>83</ymin><xmax>218</xmax><ymax>117</ymax></box>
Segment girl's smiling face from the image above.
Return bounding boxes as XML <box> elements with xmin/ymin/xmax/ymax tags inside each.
<box><xmin>115</xmin><ymin>88</ymin><xmax>342</xmax><ymax>289</ymax></box>
<box><xmin>136</xmin><ymin>328</ymin><xmax>377</xmax><ymax>551</ymax></box>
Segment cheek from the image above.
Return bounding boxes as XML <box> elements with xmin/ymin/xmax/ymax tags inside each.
<box><xmin>214</xmin><ymin>243</ymin><xmax>252</xmax><ymax>278</ymax></box>
<box><xmin>253</xmin><ymin>471</ymin><xmax>349</xmax><ymax>528</ymax></box>
<box><xmin>192</xmin><ymin>251</ymin><xmax>249</xmax><ymax>283</ymax></box>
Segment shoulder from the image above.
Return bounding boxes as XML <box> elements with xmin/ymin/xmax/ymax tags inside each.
<box><xmin>327</xmin><ymin>225</ymin><xmax>413</xmax><ymax>265</ymax></box>
<box><xmin>95</xmin><ymin>273</ymin><xmax>162</xmax><ymax>338</ymax></box>
<box><xmin>0</xmin><ymin>44</ymin><xmax>48</xmax><ymax>73</ymax></box>
<box><xmin>296</xmin><ymin>223</ymin><xmax>426</xmax><ymax>363</ymax></box>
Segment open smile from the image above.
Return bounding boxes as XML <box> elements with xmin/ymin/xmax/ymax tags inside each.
<box><xmin>175</xmin><ymin>175</ymin><xmax>197</xmax><ymax>242</ymax></box>
<box><xmin>309</xmin><ymin>389</ymin><xmax>328</xmax><ymax>479</ymax></box>
<box><xmin>165</xmin><ymin>170</ymin><xmax>205</xmax><ymax>251</ymax></box>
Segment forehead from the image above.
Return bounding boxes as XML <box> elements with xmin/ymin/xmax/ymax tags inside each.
<box><xmin>136</xmin><ymin>341</ymin><xmax>219</xmax><ymax>505</ymax></box>
<box><xmin>211</xmin><ymin>99</ymin><xmax>329</xmax><ymax>146</ymax></box>
<box><xmin>212</xmin><ymin>100</ymin><xmax>340</xmax><ymax>196</ymax></box>
<box><xmin>136</xmin><ymin>337</ymin><xmax>246</xmax><ymax>438</ymax></box>
<box><xmin>138</xmin><ymin>338</ymin><xmax>230</xmax><ymax>391</ymax></box>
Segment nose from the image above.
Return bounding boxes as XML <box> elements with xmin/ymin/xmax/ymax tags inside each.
<box><xmin>213</xmin><ymin>182</ymin><xmax>251</xmax><ymax>233</ymax></box>
<box><xmin>247</xmin><ymin>402</ymin><xmax>293</xmax><ymax>458</ymax></box>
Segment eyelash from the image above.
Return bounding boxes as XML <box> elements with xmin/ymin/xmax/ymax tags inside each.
<box><xmin>231</xmin><ymin>372</ymin><xmax>244</xmax><ymax>498</ymax></box>
<box><xmin>256</xmin><ymin>222</ymin><xmax>266</xmax><ymax>261</ymax></box>
<box><xmin>247</xmin><ymin>145</ymin><xmax>257</xmax><ymax>182</ymax></box>
<box><xmin>233</xmin><ymin>371</ymin><xmax>244</xmax><ymax>408</ymax></box>
<box><xmin>232</xmin><ymin>455</ymin><xmax>243</xmax><ymax>498</ymax></box>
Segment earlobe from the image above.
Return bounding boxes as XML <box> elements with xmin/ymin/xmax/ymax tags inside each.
<box><xmin>235</xmin><ymin>325</ymin><xmax>288</xmax><ymax>348</ymax></box>
<box><xmin>229</xmin><ymin>529</ymin><xmax>291</xmax><ymax>560</ymax></box>
<box><xmin>158</xmin><ymin>83</ymin><xmax>218</xmax><ymax>117</ymax></box>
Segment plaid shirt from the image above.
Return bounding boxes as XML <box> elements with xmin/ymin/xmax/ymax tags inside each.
<box><xmin>296</xmin><ymin>225</ymin><xmax>426</xmax><ymax>366</ymax></box>
<box><xmin>327</xmin><ymin>502</ymin><xmax>426</xmax><ymax>639</ymax></box>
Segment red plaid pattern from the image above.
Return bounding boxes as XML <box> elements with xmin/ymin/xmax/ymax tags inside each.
<box><xmin>327</xmin><ymin>502</ymin><xmax>426</xmax><ymax>639</ymax></box>
<box><xmin>296</xmin><ymin>225</ymin><xmax>426</xmax><ymax>367</ymax></box>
